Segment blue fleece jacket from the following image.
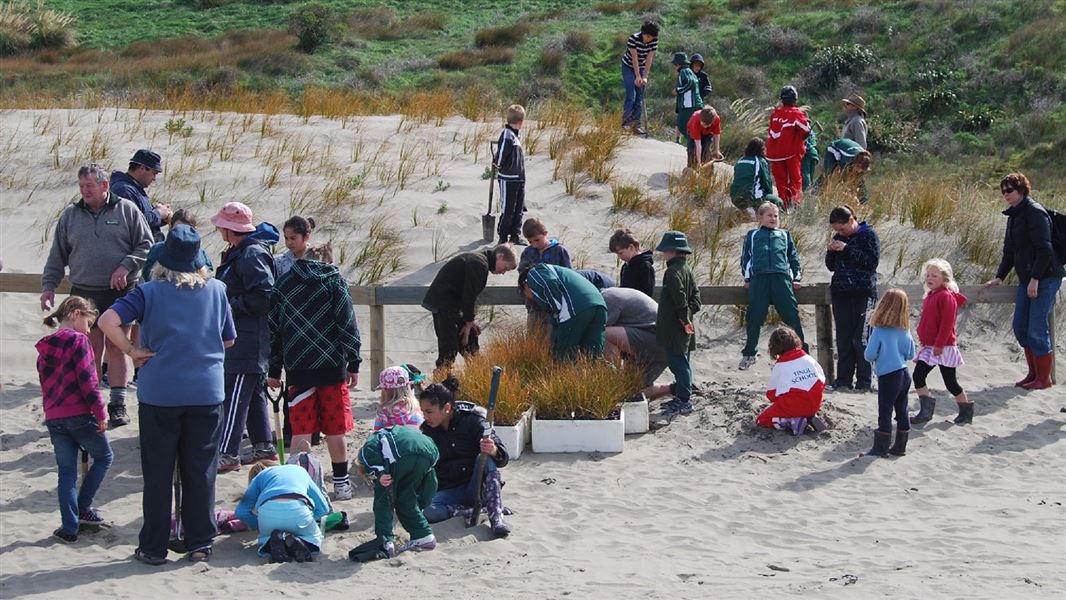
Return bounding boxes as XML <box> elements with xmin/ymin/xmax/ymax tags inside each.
<box><xmin>235</xmin><ymin>464</ymin><xmax>331</xmax><ymax>530</ymax></box>
<box><xmin>519</xmin><ymin>239</ymin><xmax>572</xmax><ymax>272</ymax></box>
<box><xmin>864</xmin><ymin>326</ymin><xmax>915</xmax><ymax>376</ymax></box>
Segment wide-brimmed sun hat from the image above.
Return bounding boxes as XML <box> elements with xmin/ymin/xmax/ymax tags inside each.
<box><xmin>841</xmin><ymin>94</ymin><xmax>868</xmax><ymax>115</ymax></box>
<box><xmin>655</xmin><ymin>231</ymin><xmax>693</xmax><ymax>254</ymax></box>
<box><xmin>210</xmin><ymin>202</ymin><xmax>255</xmax><ymax>233</ymax></box>
<box><xmin>671</xmin><ymin>52</ymin><xmax>690</xmax><ymax>66</ymax></box>
<box><xmin>157</xmin><ymin>224</ymin><xmax>207</xmax><ymax>273</ymax></box>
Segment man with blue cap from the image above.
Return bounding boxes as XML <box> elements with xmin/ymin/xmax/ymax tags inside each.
<box><xmin>111</xmin><ymin>149</ymin><xmax>171</xmax><ymax>242</ymax></box>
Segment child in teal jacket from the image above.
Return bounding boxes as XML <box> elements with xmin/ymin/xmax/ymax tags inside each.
<box><xmin>671</xmin><ymin>53</ymin><xmax>702</xmax><ymax>142</ymax></box>
<box><xmin>739</xmin><ymin>203</ymin><xmax>806</xmax><ymax>369</ymax></box>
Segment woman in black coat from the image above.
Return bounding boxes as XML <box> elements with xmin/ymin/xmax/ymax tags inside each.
<box><xmin>986</xmin><ymin>173</ymin><xmax>1064</xmax><ymax>390</ymax></box>
<box><xmin>824</xmin><ymin>205</ymin><xmax>880</xmax><ymax>392</ymax></box>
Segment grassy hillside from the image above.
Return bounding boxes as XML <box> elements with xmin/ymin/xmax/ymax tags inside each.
<box><xmin>2</xmin><ymin>0</ymin><xmax>1064</xmax><ymax>192</ymax></box>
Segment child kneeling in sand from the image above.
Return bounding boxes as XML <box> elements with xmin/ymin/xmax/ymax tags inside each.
<box><xmin>38</xmin><ymin>297</ymin><xmax>114</xmax><ymax>543</ymax></box>
<box><xmin>236</xmin><ymin>461</ymin><xmax>332</xmax><ymax>563</ymax></box>
<box><xmin>756</xmin><ymin>326</ymin><xmax>826</xmax><ymax>435</ymax></box>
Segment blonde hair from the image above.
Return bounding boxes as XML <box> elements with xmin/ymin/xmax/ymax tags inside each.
<box><xmin>506</xmin><ymin>104</ymin><xmax>526</xmax><ymax>125</ymax></box>
<box><xmin>379</xmin><ymin>386</ymin><xmax>422</xmax><ymax>419</ymax></box>
<box><xmin>921</xmin><ymin>258</ymin><xmax>959</xmax><ymax>295</ymax></box>
<box><xmin>757</xmin><ymin>202</ymin><xmax>779</xmax><ymax>216</ymax></box>
<box><xmin>869</xmin><ymin>289</ymin><xmax>910</xmax><ymax>329</ymax></box>
<box><xmin>247</xmin><ymin>459</ymin><xmax>279</xmax><ymax>484</ymax></box>
<box><xmin>43</xmin><ymin>296</ymin><xmax>98</xmax><ymax>328</ymax></box>
<box><xmin>151</xmin><ymin>264</ymin><xmax>211</xmax><ymax>289</ymax></box>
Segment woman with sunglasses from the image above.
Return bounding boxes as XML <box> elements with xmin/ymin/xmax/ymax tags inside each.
<box><xmin>985</xmin><ymin>173</ymin><xmax>1063</xmax><ymax>390</ymax></box>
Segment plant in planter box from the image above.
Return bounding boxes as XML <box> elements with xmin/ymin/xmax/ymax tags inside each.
<box><xmin>531</xmin><ymin>355</ymin><xmax>644</xmax><ymax>420</ymax></box>
<box><xmin>453</xmin><ymin>325</ymin><xmax>549</xmax><ymax>426</ymax></box>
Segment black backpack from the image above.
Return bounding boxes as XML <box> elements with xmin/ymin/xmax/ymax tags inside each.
<box><xmin>1047</xmin><ymin>208</ymin><xmax>1066</xmax><ymax>265</ymax></box>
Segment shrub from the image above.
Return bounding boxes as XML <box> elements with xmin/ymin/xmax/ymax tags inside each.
<box><xmin>914</xmin><ymin>86</ymin><xmax>959</xmax><ymax>119</ymax></box>
<box><xmin>562</xmin><ymin>30</ymin><xmax>593</xmax><ymax>53</ymax></box>
<box><xmin>866</xmin><ymin>114</ymin><xmax>917</xmax><ymax>154</ymax></box>
<box><xmin>728</xmin><ymin>0</ymin><xmax>762</xmax><ymax>9</ymax></box>
<box><xmin>437</xmin><ymin>46</ymin><xmax>515</xmax><ymax>70</ymax></box>
<box><xmin>754</xmin><ymin>25</ymin><xmax>810</xmax><ymax>59</ymax></box>
<box><xmin>537</xmin><ymin>47</ymin><xmax>567</xmax><ymax>75</ymax></box>
<box><xmin>808</xmin><ymin>44</ymin><xmax>878</xmax><ymax>90</ymax></box>
<box><xmin>594</xmin><ymin>2</ymin><xmax>625</xmax><ymax>15</ymax></box>
<box><xmin>474</xmin><ymin>22</ymin><xmax>533</xmax><ymax>47</ymax></box>
<box><xmin>952</xmin><ymin>105</ymin><xmax>996</xmax><ymax>133</ymax></box>
<box><xmin>289</xmin><ymin>2</ymin><xmax>343</xmax><ymax>53</ymax></box>
<box><xmin>530</xmin><ymin>355</ymin><xmax>643</xmax><ymax>420</ymax></box>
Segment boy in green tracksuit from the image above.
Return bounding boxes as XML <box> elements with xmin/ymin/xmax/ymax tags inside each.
<box><xmin>821</xmin><ymin>138</ymin><xmax>872</xmax><ymax>204</ymax></box>
<box><xmin>519</xmin><ymin>264</ymin><xmax>608</xmax><ymax>359</ymax></box>
<box><xmin>739</xmin><ymin>203</ymin><xmax>805</xmax><ymax>370</ymax></box>
<box><xmin>655</xmin><ymin>231</ymin><xmax>701</xmax><ymax>416</ymax></box>
<box><xmin>730</xmin><ymin>137</ymin><xmax>782</xmax><ymax>215</ymax></box>
<box><xmin>356</xmin><ymin>426</ymin><xmax>440</xmax><ymax>556</ymax></box>
<box><xmin>801</xmin><ymin>129</ymin><xmax>820</xmax><ymax>191</ymax></box>
<box><xmin>671</xmin><ymin>53</ymin><xmax>702</xmax><ymax>143</ymax></box>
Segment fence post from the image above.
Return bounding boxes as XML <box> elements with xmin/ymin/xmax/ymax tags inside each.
<box><xmin>369</xmin><ymin>286</ymin><xmax>385</xmax><ymax>380</ymax></box>
<box><xmin>814</xmin><ymin>286</ymin><xmax>835</xmax><ymax>383</ymax></box>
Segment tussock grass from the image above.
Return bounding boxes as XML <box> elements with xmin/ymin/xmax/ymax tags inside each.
<box><xmin>454</xmin><ymin>325</ymin><xmax>550</xmax><ymax>426</ymax></box>
<box><xmin>438</xmin><ymin>46</ymin><xmax>515</xmax><ymax>70</ymax></box>
<box><xmin>347</xmin><ymin>7</ymin><xmax>448</xmax><ymax>41</ymax></box>
<box><xmin>531</xmin><ymin>354</ymin><xmax>644</xmax><ymax>420</ymax></box>
<box><xmin>610</xmin><ymin>179</ymin><xmax>659</xmax><ymax>215</ymax></box>
<box><xmin>474</xmin><ymin>22</ymin><xmax>533</xmax><ymax>48</ymax></box>
<box><xmin>352</xmin><ymin>214</ymin><xmax>406</xmax><ymax>285</ymax></box>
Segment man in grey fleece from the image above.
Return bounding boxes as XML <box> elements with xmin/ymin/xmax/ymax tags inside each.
<box><xmin>41</xmin><ymin>164</ymin><xmax>153</xmax><ymax>427</ymax></box>
<box><xmin>602</xmin><ymin>287</ymin><xmax>671</xmax><ymax>401</ymax></box>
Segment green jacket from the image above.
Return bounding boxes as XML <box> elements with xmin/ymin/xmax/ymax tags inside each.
<box><xmin>823</xmin><ymin>138</ymin><xmax>869</xmax><ymax>203</ymax></box>
<box><xmin>524</xmin><ymin>264</ymin><xmax>606</xmax><ymax>326</ymax></box>
<box><xmin>741</xmin><ymin>226</ymin><xmax>802</xmax><ymax>282</ymax></box>
<box><xmin>675</xmin><ymin>68</ymin><xmax>702</xmax><ymax>113</ymax></box>
<box><xmin>801</xmin><ymin>130</ymin><xmax>820</xmax><ymax>190</ymax></box>
<box><xmin>730</xmin><ymin>155</ymin><xmax>775</xmax><ymax>203</ymax></box>
<box><xmin>656</xmin><ymin>256</ymin><xmax>701</xmax><ymax>354</ymax></box>
<box><xmin>358</xmin><ymin>426</ymin><xmax>439</xmax><ymax>479</ymax></box>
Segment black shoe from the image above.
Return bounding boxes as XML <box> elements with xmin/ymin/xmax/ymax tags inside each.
<box><xmin>53</xmin><ymin>528</ymin><xmax>78</xmax><ymax>544</ymax></box>
<box><xmin>509</xmin><ymin>236</ymin><xmax>527</xmax><ymax>246</ymax></box>
<box><xmin>108</xmin><ymin>403</ymin><xmax>130</xmax><ymax>428</ymax></box>
<box><xmin>285</xmin><ymin>534</ymin><xmax>313</xmax><ymax>563</ymax></box>
<box><xmin>889</xmin><ymin>429</ymin><xmax>909</xmax><ymax>456</ymax></box>
<box><xmin>498</xmin><ymin>236</ymin><xmax>508</xmax><ymax>245</ymax></box>
<box><xmin>268</xmin><ymin>530</ymin><xmax>290</xmax><ymax>563</ymax></box>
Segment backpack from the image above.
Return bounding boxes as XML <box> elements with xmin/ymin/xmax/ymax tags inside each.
<box><xmin>287</xmin><ymin>441</ymin><xmax>328</xmax><ymax>497</ymax></box>
<box><xmin>1047</xmin><ymin>208</ymin><xmax>1066</xmax><ymax>265</ymax></box>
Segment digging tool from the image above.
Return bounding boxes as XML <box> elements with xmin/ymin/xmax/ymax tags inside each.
<box><xmin>268</xmin><ymin>385</ymin><xmax>286</xmax><ymax>463</ymax></box>
<box><xmin>467</xmin><ymin>365</ymin><xmax>503</xmax><ymax>528</ymax></box>
<box><xmin>640</xmin><ymin>84</ymin><xmax>649</xmax><ymax>139</ymax></box>
<box><xmin>482</xmin><ymin>141</ymin><xmax>499</xmax><ymax>242</ymax></box>
<box><xmin>168</xmin><ymin>463</ymin><xmax>185</xmax><ymax>552</ymax></box>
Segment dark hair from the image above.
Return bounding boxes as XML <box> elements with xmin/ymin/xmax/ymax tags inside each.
<box><xmin>522</xmin><ymin>217</ymin><xmax>547</xmax><ymax>239</ymax></box>
<box><xmin>767</xmin><ymin>326</ymin><xmax>803</xmax><ymax>359</ymax></box>
<box><xmin>1000</xmin><ymin>172</ymin><xmax>1031</xmax><ymax>197</ymax></box>
<box><xmin>283</xmin><ymin>216</ymin><xmax>316</xmax><ymax>236</ymax></box>
<box><xmin>608</xmin><ymin>228</ymin><xmax>640</xmax><ymax>252</ymax></box>
<box><xmin>852</xmin><ymin>150</ymin><xmax>872</xmax><ymax>170</ymax></box>
<box><xmin>517</xmin><ymin>267</ymin><xmax>530</xmax><ymax>297</ymax></box>
<box><xmin>744</xmin><ymin>138</ymin><xmax>766</xmax><ymax>157</ymax></box>
<box><xmin>828</xmin><ymin>205</ymin><xmax>856</xmax><ymax>225</ymax></box>
<box><xmin>43</xmin><ymin>296</ymin><xmax>98</xmax><ymax>328</ymax></box>
<box><xmin>171</xmin><ymin>208</ymin><xmax>198</xmax><ymax>228</ymax></box>
<box><xmin>640</xmin><ymin>21</ymin><xmax>660</xmax><ymax>37</ymax></box>
<box><xmin>420</xmin><ymin>375</ymin><xmax>460</xmax><ymax>408</ymax></box>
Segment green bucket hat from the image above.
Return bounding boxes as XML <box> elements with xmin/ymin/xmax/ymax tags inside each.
<box><xmin>655</xmin><ymin>231</ymin><xmax>693</xmax><ymax>254</ymax></box>
<box><xmin>671</xmin><ymin>52</ymin><xmax>690</xmax><ymax>66</ymax></box>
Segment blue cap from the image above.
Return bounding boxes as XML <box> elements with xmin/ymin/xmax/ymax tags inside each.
<box><xmin>130</xmin><ymin>149</ymin><xmax>162</xmax><ymax>172</ymax></box>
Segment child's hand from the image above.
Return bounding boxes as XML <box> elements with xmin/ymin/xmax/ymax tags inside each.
<box><xmin>792</xmin><ymin>282</ymin><xmax>802</xmax><ymax>291</ymax></box>
<box><xmin>479</xmin><ymin>437</ymin><xmax>497</xmax><ymax>457</ymax></box>
<box><xmin>379</xmin><ymin>474</ymin><xmax>392</xmax><ymax>487</ymax></box>
<box><xmin>933</xmin><ymin>346</ymin><xmax>943</xmax><ymax>356</ymax></box>
<box><xmin>743</xmin><ymin>281</ymin><xmax>750</xmax><ymax>289</ymax></box>
<box><xmin>683</xmin><ymin>322</ymin><xmax>695</xmax><ymax>336</ymax></box>
<box><xmin>98</xmin><ymin>420</ymin><xmax>108</xmax><ymax>433</ymax></box>
<box><xmin>266</xmin><ymin>377</ymin><xmax>282</xmax><ymax>389</ymax></box>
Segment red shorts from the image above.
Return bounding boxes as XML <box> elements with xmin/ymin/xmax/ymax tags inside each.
<box><xmin>287</xmin><ymin>383</ymin><xmax>354</xmax><ymax>436</ymax></box>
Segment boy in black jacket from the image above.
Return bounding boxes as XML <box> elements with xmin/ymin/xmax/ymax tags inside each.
<box><xmin>691</xmin><ymin>53</ymin><xmax>712</xmax><ymax>103</ymax></box>
<box><xmin>495</xmin><ymin>105</ymin><xmax>527</xmax><ymax>245</ymax></box>
<box><xmin>422</xmin><ymin>245</ymin><xmax>518</xmax><ymax>369</ymax></box>
<box><xmin>610</xmin><ymin>229</ymin><xmax>655</xmax><ymax>298</ymax></box>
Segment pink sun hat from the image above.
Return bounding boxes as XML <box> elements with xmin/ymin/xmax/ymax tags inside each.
<box><xmin>375</xmin><ymin>366</ymin><xmax>410</xmax><ymax>390</ymax></box>
<box><xmin>210</xmin><ymin>202</ymin><xmax>255</xmax><ymax>233</ymax></box>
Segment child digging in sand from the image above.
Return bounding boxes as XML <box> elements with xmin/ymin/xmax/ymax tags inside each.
<box><xmin>37</xmin><ymin>297</ymin><xmax>114</xmax><ymax>543</ymax></box>
<box><xmin>236</xmin><ymin>460</ymin><xmax>332</xmax><ymax>563</ymax></box>
<box><xmin>756</xmin><ymin>326</ymin><xmax>826</xmax><ymax>435</ymax></box>
<box><xmin>910</xmin><ymin>259</ymin><xmax>972</xmax><ymax>425</ymax></box>
<box><xmin>863</xmin><ymin>289</ymin><xmax>915</xmax><ymax>457</ymax></box>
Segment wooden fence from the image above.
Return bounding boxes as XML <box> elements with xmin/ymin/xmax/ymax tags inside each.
<box><xmin>1</xmin><ymin>273</ymin><xmax>1053</xmax><ymax>383</ymax></box>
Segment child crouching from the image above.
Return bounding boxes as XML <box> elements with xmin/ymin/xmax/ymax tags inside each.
<box><xmin>756</xmin><ymin>326</ymin><xmax>826</xmax><ymax>435</ymax></box>
<box><xmin>37</xmin><ymin>297</ymin><xmax>114</xmax><ymax>543</ymax></box>
<box><xmin>236</xmin><ymin>460</ymin><xmax>332</xmax><ymax>563</ymax></box>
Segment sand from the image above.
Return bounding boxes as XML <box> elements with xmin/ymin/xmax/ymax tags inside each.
<box><xmin>1</xmin><ymin>108</ymin><xmax>1064</xmax><ymax>599</ymax></box>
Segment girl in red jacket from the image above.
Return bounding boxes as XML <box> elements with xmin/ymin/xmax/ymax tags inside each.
<box><xmin>910</xmin><ymin>259</ymin><xmax>973</xmax><ymax>425</ymax></box>
<box><xmin>766</xmin><ymin>85</ymin><xmax>811</xmax><ymax>209</ymax></box>
<box><xmin>756</xmin><ymin>326</ymin><xmax>827</xmax><ymax>435</ymax></box>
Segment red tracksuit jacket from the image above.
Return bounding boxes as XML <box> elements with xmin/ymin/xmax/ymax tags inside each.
<box><xmin>766</xmin><ymin>106</ymin><xmax>810</xmax><ymax>161</ymax></box>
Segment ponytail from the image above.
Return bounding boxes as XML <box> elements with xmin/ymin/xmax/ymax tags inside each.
<box><xmin>43</xmin><ymin>296</ymin><xmax>98</xmax><ymax>328</ymax></box>
<box><xmin>420</xmin><ymin>375</ymin><xmax>460</xmax><ymax>408</ymax></box>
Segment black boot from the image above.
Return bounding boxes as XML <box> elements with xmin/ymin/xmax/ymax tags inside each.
<box><xmin>107</xmin><ymin>402</ymin><xmax>130</xmax><ymax>428</ymax></box>
<box><xmin>888</xmin><ymin>429</ymin><xmax>909</xmax><ymax>456</ymax></box>
<box><xmin>910</xmin><ymin>396</ymin><xmax>935</xmax><ymax>424</ymax></box>
<box><xmin>953</xmin><ymin>402</ymin><xmax>974</xmax><ymax>425</ymax></box>
<box><xmin>483</xmin><ymin>470</ymin><xmax>510</xmax><ymax>538</ymax></box>
<box><xmin>866</xmin><ymin>430</ymin><xmax>892</xmax><ymax>457</ymax></box>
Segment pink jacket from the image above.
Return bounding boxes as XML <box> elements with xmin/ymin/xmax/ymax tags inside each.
<box><xmin>36</xmin><ymin>328</ymin><xmax>106</xmax><ymax>423</ymax></box>
<box><xmin>916</xmin><ymin>287</ymin><xmax>968</xmax><ymax>347</ymax></box>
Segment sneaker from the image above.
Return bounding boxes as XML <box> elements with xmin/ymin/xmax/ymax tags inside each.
<box><xmin>79</xmin><ymin>508</ymin><xmax>105</xmax><ymax>525</ymax></box>
<box><xmin>410</xmin><ymin>534</ymin><xmax>437</xmax><ymax>551</ymax></box>
<box><xmin>268</xmin><ymin>530</ymin><xmax>290</xmax><ymax>564</ymax></box>
<box><xmin>789</xmin><ymin>417</ymin><xmax>808</xmax><ymax>436</ymax></box>
<box><xmin>53</xmin><ymin>528</ymin><xmax>78</xmax><ymax>544</ymax></box>
<box><xmin>284</xmin><ymin>534</ymin><xmax>313</xmax><ymax>563</ymax></box>
<box><xmin>333</xmin><ymin>479</ymin><xmax>353</xmax><ymax>501</ymax></box>
<box><xmin>107</xmin><ymin>403</ymin><xmax>130</xmax><ymax>428</ymax></box>
<box><xmin>662</xmin><ymin>399</ymin><xmax>694</xmax><ymax>416</ymax></box>
<box><xmin>240</xmin><ymin>447</ymin><xmax>279</xmax><ymax>465</ymax></box>
<box><xmin>738</xmin><ymin>355</ymin><xmax>758</xmax><ymax>370</ymax></box>
<box><xmin>217</xmin><ymin>455</ymin><xmax>241</xmax><ymax>473</ymax></box>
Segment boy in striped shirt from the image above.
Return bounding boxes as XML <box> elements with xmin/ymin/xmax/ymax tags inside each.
<box><xmin>621</xmin><ymin>21</ymin><xmax>659</xmax><ymax>133</ymax></box>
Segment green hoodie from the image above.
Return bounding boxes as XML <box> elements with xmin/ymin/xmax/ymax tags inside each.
<box><xmin>358</xmin><ymin>426</ymin><xmax>439</xmax><ymax>478</ymax></box>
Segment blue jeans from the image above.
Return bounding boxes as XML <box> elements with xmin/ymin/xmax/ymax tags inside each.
<box><xmin>876</xmin><ymin>367</ymin><xmax>911</xmax><ymax>433</ymax></box>
<box><xmin>621</xmin><ymin>65</ymin><xmax>645</xmax><ymax>126</ymax></box>
<box><xmin>424</xmin><ymin>458</ymin><xmax>499</xmax><ymax>523</ymax></box>
<box><xmin>1012</xmin><ymin>276</ymin><xmax>1062</xmax><ymax>355</ymax></box>
<box><xmin>47</xmin><ymin>414</ymin><xmax>113</xmax><ymax>535</ymax></box>
<box><xmin>666</xmin><ymin>351</ymin><xmax>693</xmax><ymax>402</ymax></box>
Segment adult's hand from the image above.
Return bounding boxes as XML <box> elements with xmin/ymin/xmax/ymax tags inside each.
<box><xmin>828</xmin><ymin>240</ymin><xmax>846</xmax><ymax>252</ymax></box>
<box><xmin>40</xmin><ymin>290</ymin><xmax>55</xmax><ymax>311</ymax></box>
<box><xmin>346</xmin><ymin>372</ymin><xmax>359</xmax><ymax>387</ymax></box>
<box><xmin>129</xmin><ymin>346</ymin><xmax>155</xmax><ymax>367</ymax></box>
<box><xmin>793</xmin><ymin>282</ymin><xmax>803</xmax><ymax>291</ymax></box>
<box><xmin>984</xmin><ymin>277</ymin><xmax>1002</xmax><ymax>288</ymax></box>
<box><xmin>460</xmin><ymin>321</ymin><xmax>477</xmax><ymax>346</ymax></box>
<box><xmin>1027</xmin><ymin>279</ymin><xmax>1040</xmax><ymax>299</ymax></box>
<box><xmin>267</xmin><ymin>377</ymin><xmax>282</xmax><ymax>389</ymax></box>
<box><xmin>683</xmin><ymin>322</ymin><xmax>695</xmax><ymax>336</ymax></box>
<box><xmin>479</xmin><ymin>437</ymin><xmax>497</xmax><ymax>457</ymax></box>
<box><xmin>98</xmin><ymin>420</ymin><xmax>108</xmax><ymax>433</ymax></box>
<box><xmin>743</xmin><ymin>281</ymin><xmax>750</xmax><ymax>289</ymax></box>
<box><xmin>110</xmin><ymin>266</ymin><xmax>130</xmax><ymax>291</ymax></box>
<box><xmin>156</xmin><ymin>203</ymin><xmax>173</xmax><ymax>224</ymax></box>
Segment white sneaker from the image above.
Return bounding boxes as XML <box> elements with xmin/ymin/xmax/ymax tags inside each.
<box><xmin>738</xmin><ymin>355</ymin><xmax>758</xmax><ymax>370</ymax></box>
<box><xmin>333</xmin><ymin>480</ymin><xmax>353</xmax><ymax>501</ymax></box>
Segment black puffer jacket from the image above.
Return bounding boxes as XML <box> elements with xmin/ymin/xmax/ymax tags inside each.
<box><xmin>995</xmin><ymin>196</ymin><xmax>1065</xmax><ymax>283</ymax></box>
<box><xmin>421</xmin><ymin>402</ymin><xmax>509</xmax><ymax>491</ymax></box>
<box><xmin>824</xmin><ymin>222</ymin><xmax>880</xmax><ymax>299</ymax></box>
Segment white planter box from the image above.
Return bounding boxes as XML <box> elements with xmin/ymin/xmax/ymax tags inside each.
<box><xmin>494</xmin><ymin>408</ymin><xmax>533</xmax><ymax>460</ymax></box>
<box><xmin>532</xmin><ymin>412</ymin><xmax>624</xmax><ymax>454</ymax></box>
<box><xmin>622</xmin><ymin>399</ymin><xmax>649</xmax><ymax>435</ymax></box>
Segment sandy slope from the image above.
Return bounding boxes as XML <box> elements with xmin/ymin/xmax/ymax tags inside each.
<box><xmin>1</xmin><ymin>109</ymin><xmax>1064</xmax><ymax>598</ymax></box>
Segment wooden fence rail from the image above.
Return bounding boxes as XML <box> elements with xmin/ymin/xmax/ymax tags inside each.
<box><xmin>2</xmin><ymin>273</ymin><xmax>1050</xmax><ymax>383</ymax></box>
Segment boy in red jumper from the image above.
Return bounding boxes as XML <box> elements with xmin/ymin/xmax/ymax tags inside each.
<box><xmin>756</xmin><ymin>327</ymin><xmax>826</xmax><ymax>435</ymax></box>
<box><xmin>766</xmin><ymin>85</ymin><xmax>811</xmax><ymax>209</ymax></box>
<box><xmin>37</xmin><ymin>296</ymin><xmax>114</xmax><ymax>543</ymax></box>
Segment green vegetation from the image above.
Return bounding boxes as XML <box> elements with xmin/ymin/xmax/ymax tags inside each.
<box><xmin>1</xmin><ymin>0</ymin><xmax>1063</xmax><ymax>190</ymax></box>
